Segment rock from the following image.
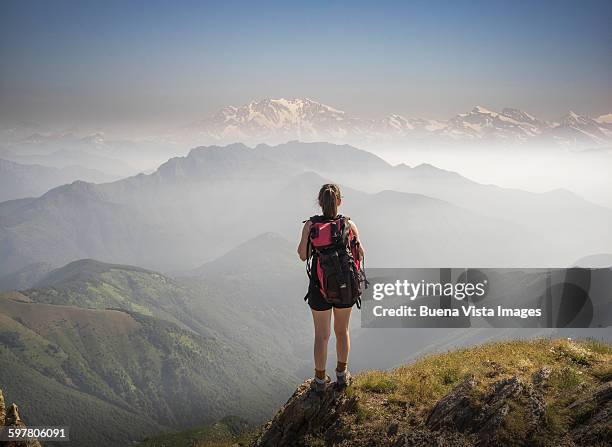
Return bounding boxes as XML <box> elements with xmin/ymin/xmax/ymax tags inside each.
<box><xmin>474</xmin><ymin>377</ymin><xmax>524</xmax><ymax>446</ymax></box>
<box><xmin>387</xmin><ymin>421</ymin><xmax>399</xmax><ymax>437</ymax></box>
<box><xmin>0</xmin><ymin>388</ymin><xmax>5</xmax><ymax>425</ymax></box>
<box><xmin>252</xmin><ymin>379</ymin><xmax>356</xmax><ymax>447</ymax></box>
<box><xmin>426</xmin><ymin>375</ymin><xmax>478</xmax><ymax>432</ymax></box>
<box><xmin>524</xmin><ymin>384</ymin><xmax>546</xmax><ymax>422</ymax></box>
<box><xmin>532</xmin><ymin>366</ymin><xmax>551</xmax><ymax>386</ymax></box>
<box><xmin>426</xmin><ymin>376</ymin><xmax>532</xmax><ymax>446</ymax></box>
<box><xmin>5</xmin><ymin>404</ymin><xmax>22</xmax><ymax>426</ymax></box>
<box><xmin>0</xmin><ymin>389</ymin><xmax>42</xmax><ymax>447</ymax></box>
<box><xmin>248</xmin><ymin>341</ymin><xmax>611</xmax><ymax>447</ymax></box>
<box><xmin>568</xmin><ymin>380</ymin><xmax>612</xmax><ymax>446</ymax></box>
<box><xmin>568</xmin><ymin>380</ymin><xmax>611</xmax><ymax>410</ymax></box>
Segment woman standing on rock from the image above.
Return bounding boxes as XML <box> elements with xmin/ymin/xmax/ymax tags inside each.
<box><xmin>298</xmin><ymin>183</ymin><xmax>366</xmax><ymax>394</ymax></box>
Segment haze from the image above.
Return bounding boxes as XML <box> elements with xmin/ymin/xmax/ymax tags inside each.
<box><xmin>1</xmin><ymin>0</ymin><xmax>611</xmax><ymax>131</ymax></box>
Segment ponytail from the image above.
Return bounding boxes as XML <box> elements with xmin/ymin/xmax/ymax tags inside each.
<box><xmin>318</xmin><ymin>184</ymin><xmax>341</xmax><ymax>218</ymax></box>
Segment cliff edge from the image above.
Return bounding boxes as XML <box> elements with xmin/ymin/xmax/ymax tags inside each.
<box><xmin>253</xmin><ymin>339</ymin><xmax>611</xmax><ymax>447</ymax></box>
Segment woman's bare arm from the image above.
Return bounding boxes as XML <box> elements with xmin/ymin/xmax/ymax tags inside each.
<box><xmin>349</xmin><ymin>220</ymin><xmax>365</xmax><ymax>259</ymax></box>
<box><xmin>297</xmin><ymin>221</ymin><xmax>312</xmax><ymax>261</ymax></box>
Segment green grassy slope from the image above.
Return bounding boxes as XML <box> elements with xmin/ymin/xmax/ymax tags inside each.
<box><xmin>0</xmin><ymin>346</ymin><xmax>165</xmax><ymax>446</ymax></box>
<box><xmin>137</xmin><ymin>415</ymin><xmax>255</xmax><ymax>447</ymax></box>
<box><xmin>25</xmin><ymin>259</ymin><xmax>208</xmax><ymax>335</ymax></box>
<box><xmin>25</xmin><ymin>255</ymin><xmax>311</xmax><ymax>378</ymax></box>
<box><xmin>0</xmin><ymin>292</ymin><xmax>293</xmax><ymax>446</ymax></box>
<box><xmin>0</xmin><ymin>254</ymin><xmax>309</xmax><ymax>446</ymax></box>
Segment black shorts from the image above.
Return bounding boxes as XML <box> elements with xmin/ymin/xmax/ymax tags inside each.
<box><xmin>307</xmin><ymin>283</ymin><xmax>355</xmax><ymax>311</ymax></box>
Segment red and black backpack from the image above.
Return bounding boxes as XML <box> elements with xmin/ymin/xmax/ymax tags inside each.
<box><xmin>304</xmin><ymin>215</ymin><xmax>367</xmax><ymax>308</ymax></box>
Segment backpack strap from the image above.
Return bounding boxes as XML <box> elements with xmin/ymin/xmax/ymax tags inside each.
<box><xmin>307</xmin><ymin>214</ymin><xmax>349</xmax><ymax>223</ymax></box>
<box><xmin>339</xmin><ymin>216</ymin><xmax>351</xmax><ymax>245</ymax></box>
<box><xmin>303</xmin><ymin>218</ymin><xmax>316</xmax><ymax>301</ymax></box>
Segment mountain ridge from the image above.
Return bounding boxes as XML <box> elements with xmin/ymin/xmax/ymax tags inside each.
<box><xmin>1</xmin><ymin>141</ymin><xmax>610</xmax><ymax>281</ymax></box>
<box><xmin>184</xmin><ymin>98</ymin><xmax>612</xmax><ymax>148</ymax></box>
<box><xmin>0</xmin><ymin>157</ymin><xmax>115</xmax><ymax>202</ymax></box>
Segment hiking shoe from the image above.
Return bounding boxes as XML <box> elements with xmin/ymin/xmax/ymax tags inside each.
<box><xmin>335</xmin><ymin>370</ymin><xmax>351</xmax><ymax>390</ymax></box>
<box><xmin>310</xmin><ymin>375</ymin><xmax>330</xmax><ymax>395</ymax></box>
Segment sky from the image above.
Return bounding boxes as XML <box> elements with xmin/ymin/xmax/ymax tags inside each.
<box><xmin>1</xmin><ymin>0</ymin><xmax>611</xmax><ymax>131</ymax></box>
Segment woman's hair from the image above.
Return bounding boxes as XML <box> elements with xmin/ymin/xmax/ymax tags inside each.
<box><xmin>318</xmin><ymin>183</ymin><xmax>341</xmax><ymax>218</ymax></box>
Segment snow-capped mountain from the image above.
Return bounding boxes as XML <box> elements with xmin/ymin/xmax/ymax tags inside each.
<box><xmin>441</xmin><ymin>106</ymin><xmax>544</xmax><ymax>141</ymax></box>
<box><xmin>374</xmin><ymin>114</ymin><xmax>447</xmax><ymax>136</ymax></box>
<box><xmin>596</xmin><ymin>113</ymin><xmax>612</xmax><ymax>124</ymax></box>
<box><xmin>549</xmin><ymin>111</ymin><xmax>612</xmax><ymax>146</ymax></box>
<box><xmin>184</xmin><ymin>98</ymin><xmax>611</xmax><ymax>148</ymax></box>
<box><xmin>187</xmin><ymin>98</ymin><xmax>364</xmax><ymax>142</ymax></box>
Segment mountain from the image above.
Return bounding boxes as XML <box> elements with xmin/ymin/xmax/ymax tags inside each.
<box><xmin>137</xmin><ymin>415</ymin><xmax>254</xmax><ymax>447</ymax></box>
<box><xmin>253</xmin><ymin>339</ymin><xmax>612</xmax><ymax>447</ymax></box>
<box><xmin>179</xmin><ymin>233</ymin><xmax>313</xmax><ymax>377</ymax></box>
<box><xmin>183</xmin><ymin>98</ymin><xmax>612</xmax><ymax>148</ymax></box>
<box><xmin>0</xmin><ymin>284</ymin><xmax>294</xmax><ymax>446</ymax></box>
<box><xmin>442</xmin><ymin>106</ymin><xmax>543</xmax><ymax>141</ymax></box>
<box><xmin>19</xmin><ymin>256</ymin><xmax>310</xmax><ymax>377</ymax></box>
<box><xmin>0</xmin><ymin>158</ymin><xmax>115</xmax><ymax>202</ymax></box>
<box><xmin>1</xmin><ymin>141</ymin><xmax>611</xmax><ymax>282</ymax></box>
<box><xmin>0</xmin><ymin>130</ymin><xmax>182</xmax><ymax>177</ymax></box>
<box><xmin>24</xmin><ymin>259</ymin><xmax>208</xmax><ymax>334</ymax></box>
<box><xmin>596</xmin><ymin>113</ymin><xmax>612</xmax><ymax>125</ymax></box>
<box><xmin>550</xmin><ymin>111</ymin><xmax>612</xmax><ymax>147</ymax></box>
<box><xmin>189</xmin><ymin>232</ymin><xmax>300</xmax><ymax>277</ymax></box>
<box><xmin>186</xmin><ymin>98</ymin><xmax>364</xmax><ymax>144</ymax></box>
<box><xmin>0</xmin><ymin>262</ymin><xmax>53</xmax><ymax>292</ymax></box>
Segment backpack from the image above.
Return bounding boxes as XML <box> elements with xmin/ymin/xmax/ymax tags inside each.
<box><xmin>304</xmin><ymin>215</ymin><xmax>367</xmax><ymax>308</ymax></box>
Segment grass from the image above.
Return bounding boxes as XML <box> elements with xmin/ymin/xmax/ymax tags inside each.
<box><xmin>0</xmin><ymin>292</ymin><xmax>291</xmax><ymax>446</ymax></box>
<box><xmin>583</xmin><ymin>337</ymin><xmax>612</xmax><ymax>355</ymax></box>
<box><xmin>137</xmin><ymin>415</ymin><xmax>254</xmax><ymax>447</ymax></box>
<box><xmin>358</xmin><ymin>371</ymin><xmax>398</xmax><ymax>394</ymax></box>
<box><xmin>349</xmin><ymin>338</ymin><xmax>611</xmax><ymax>437</ymax></box>
<box><xmin>548</xmin><ymin>366</ymin><xmax>584</xmax><ymax>391</ymax></box>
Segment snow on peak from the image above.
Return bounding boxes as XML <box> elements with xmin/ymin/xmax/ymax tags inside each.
<box><xmin>560</xmin><ymin>111</ymin><xmax>593</xmax><ymax>127</ymax></box>
<box><xmin>596</xmin><ymin>113</ymin><xmax>612</xmax><ymax>124</ymax></box>
<box><xmin>184</xmin><ymin>100</ymin><xmax>612</xmax><ymax>147</ymax></box>
<box><xmin>472</xmin><ymin>105</ymin><xmax>496</xmax><ymax>115</ymax></box>
<box><xmin>501</xmin><ymin>108</ymin><xmax>538</xmax><ymax>124</ymax></box>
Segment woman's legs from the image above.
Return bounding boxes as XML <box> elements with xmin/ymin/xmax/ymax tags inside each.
<box><xmin>333</xmin><ymin>307</ymin><xmax>352</xmax><ymax>368</ymax></box>
<box><xmin>311</xmin><ymin>309</ymin><xmax>332</xmax><ymax>376</ymax></box>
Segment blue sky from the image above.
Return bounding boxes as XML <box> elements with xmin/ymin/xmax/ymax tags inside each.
<box><xmin>1</xmin><ymin>0</ymin><xmax>611</xmax><ymax>129</ymax></box>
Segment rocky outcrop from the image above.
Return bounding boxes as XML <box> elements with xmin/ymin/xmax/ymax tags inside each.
<box><xmin>426</xmin><ymin>375</ymin><xmax>478</xmax><ymax>432</ymax></box>
<box><xmin>252</xmin><ymin>373</ymin><xmax>611</xmax><ymax>447</ymax></box>
<box><xmin>253</xmin><ymin>380</ymin><xmax>358</xmax><ymax>447</ymax></box>
<box><xmin>425</xmin><ymin>375</ymin><xmax>546</xmax><ymax>446</ymax></box>
<box><xmin>0</xmin><ymin>388</ymin><xmax>5</xmax><ymax>426</ymax></box>
<box><xmin>0</xmin><ymin>389</ymin><xmax>42</xmax><ymax>447</ymax></box>
<box><xmin>568</xmin><ymin>381</ymin><xmax>612</xmax><ymax>446</ymax></box>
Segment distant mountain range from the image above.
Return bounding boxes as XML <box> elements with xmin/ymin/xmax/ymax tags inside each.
<box><xmin>1</xmin><ymin>141</ymin><xmax>610</xmax><ymax>283</ymax></box>
<box><xmin>0</xmin><ymin>158</ymin><xmax>116</xmax><ymax>202</ymax></box>
<box><xmin>184</xmin><ymin>98</ymin><xmax>612</xmax><ymax>148</ymax></box>
<box><xmin>0</xmin><ymin>129</ymin><xmax>182</xmax><ymax>179</ymax></box>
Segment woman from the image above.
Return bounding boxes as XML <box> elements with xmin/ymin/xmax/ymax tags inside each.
<box><xmin>297</xmin><ymin>183</ymin><xmax>364</xmax><ymax>393</ymax></box>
